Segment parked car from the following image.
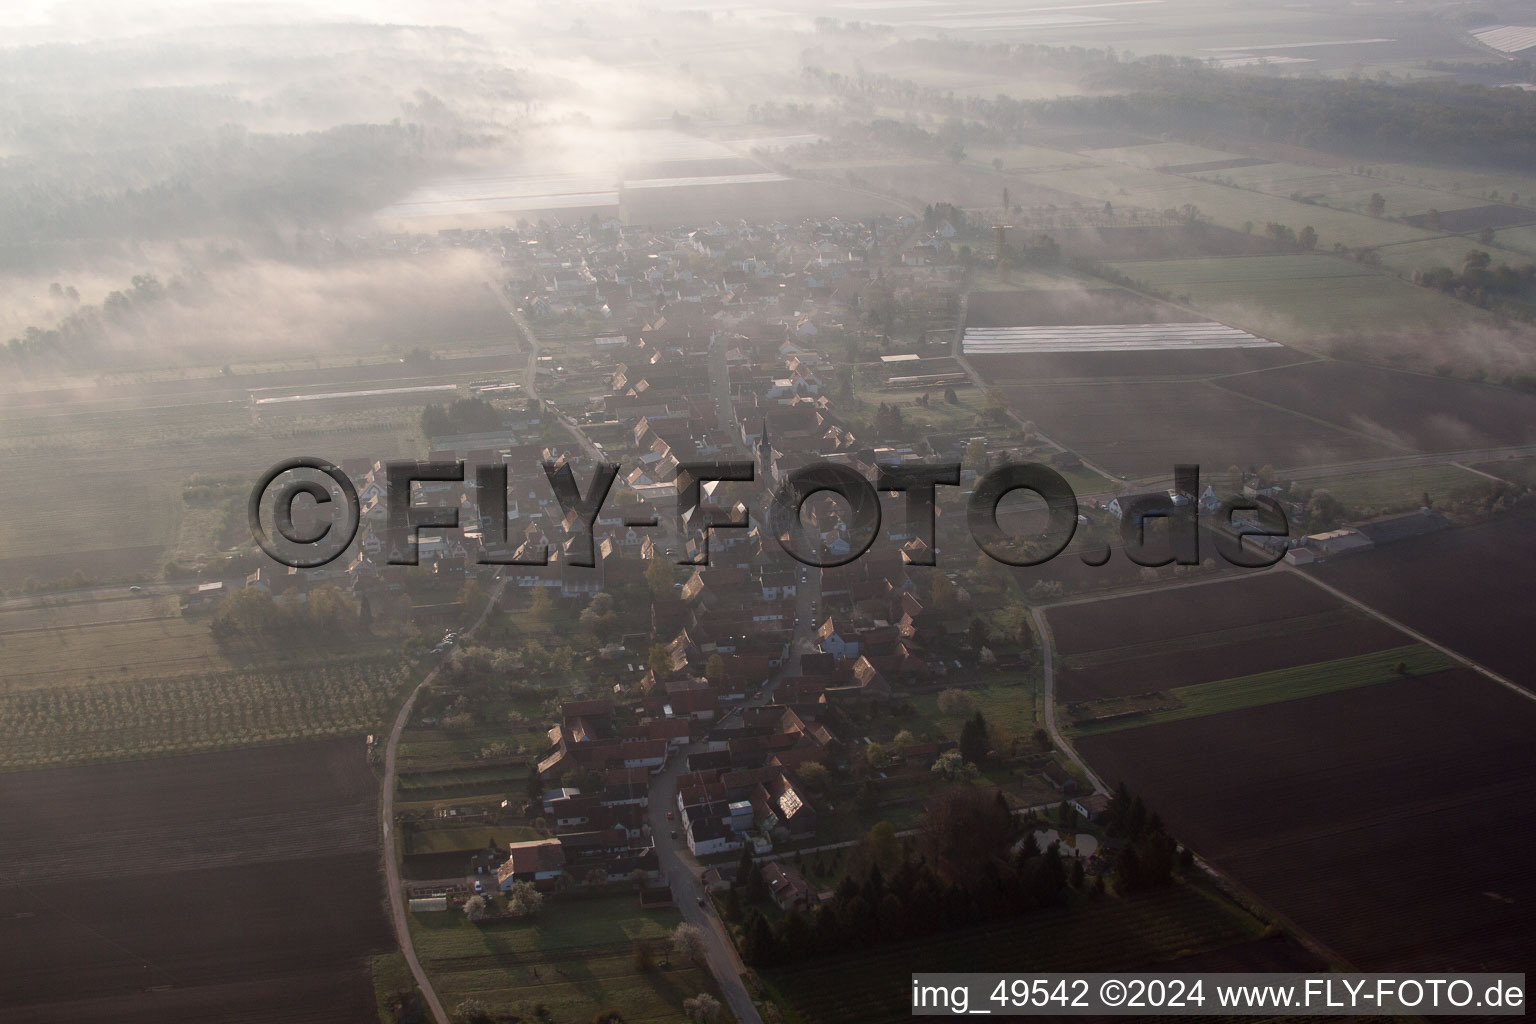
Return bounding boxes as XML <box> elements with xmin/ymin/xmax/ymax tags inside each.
<box><xmin>473</xmin><ymin>880</ymin><xmax>483</xmax><ymax>894</ymax></box>
<box><xmin>670</xmin><ymin>830</ymin><xmax>678</xmax><ymax>840</ymax></box>
<box><xmin>696</xmin><ymin>896</ymin><xmax>706</xmax><ymax>907</ymax></box>
<box><xmin>666</xmin><ymin>811</ymin><xmax>674</xmax><ymax>821</ymax></box>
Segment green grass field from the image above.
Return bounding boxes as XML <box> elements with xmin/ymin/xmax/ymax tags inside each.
<box><xmin>1071</xmin><ymin>645</ymin><xmax>1453</xmax><ymax>736</ymax></box>
<box><xmin>371</xmin><ymin>952</ymin><xmax>418</xmax><ymax>1024</ymax></box>
<box><xmin>412</xmin><ymin>892</ymin><xmax>721</xmax><ymax>1024</ymax></box>
<box><xmin>1106</xmin><ymin>253</ymin><xmax>1488</xmax><ymax>343</ymax></box>
<box><xmin>906</xmin><ymin>680</ymin><xmax>1039</xmax><ymax>746</ymax></box>
<box><xmin>404</xmin><ymin>824</ymin><xmax>543</xmax><ymax>856</ymax></box>
<box><xmin>1473</xmin><ymin>456</ymin><xmax>1536</xmax><ymax>486</ymax></box>
<box><xmin>1373</xmin><ymin>235</ymin><xmax>1531</xmax><ymax>277</ymax></box>
<box><xmin>1292</xmin><ymin>463</ymin><xmax>1486</xmax><ymax>511</ymax></box>
<box><xmin>1023</xmin><ymin>165</ymin><xmax>1432</xmax><ymax>249</ymax></box>
<box><xmin>1490</xmin><ymin>225</ymin><xmax>1536</xmax><ymax>257</ymax></box>
<box><xmin>767</xmin><ymin>883</ymin><xmax>1264</xmax><ymax>1024</ymax></box>
<box><xmin>398</xmin><ymin>724</ymin><xmax>553</xmax><ymax>773</ymax></box>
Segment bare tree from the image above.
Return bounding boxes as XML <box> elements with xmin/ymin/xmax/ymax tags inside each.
<box><xmin>684</xmin><ymin>992</ymin><xmax>723</xmax><ymax>1023</ymax></box>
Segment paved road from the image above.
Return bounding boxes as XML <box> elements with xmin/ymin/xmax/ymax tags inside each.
<box><xmin>708</xmin><ymin>333</ymin><xmax>737</xmax><ymax>435</ymax></box>
<box><xmin>648</xmin><ymin>749</ymin><xmax>763</xmax><ymax>1024</ymax></box>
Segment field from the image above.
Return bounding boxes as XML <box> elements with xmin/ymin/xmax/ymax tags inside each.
<box><xmin>1077</xmin><ymin>670</ymin><xmax>1536</xmax><ymax>973</ymax></box>
<box><xmin>0</xmin><ymin>340</ymin><xmax>538</xmax><ymax>585</ymax></box>
<box><xmin>766</xmin><ymin>884</ymin><xmax>1271</xmax><ymax>1024</ymax></box>
<box><xmin>1403</xmin><ymin>204</ymin><xmax>1536</xmax><ymax>232</ymax></box>
<box><xmin>1309</xmin><ymin>511</ymin><xmax>1536</xmax><ymax>692</ymax></box>
<box><xmin>0</xmin><ymin>737</ymin><xmax>391</xmax><ymax>1023</ymax></box>
<box><xmin>1047</xmin><ymin>572</ymin><xmax>1412</xmax><ymax>704</ymax></box>
<box><xmin>1023</xmin><ymin>165</ymin><xmax>1434</xmax><ymax>250</ymax></box>
<box><xmin>965</xmin><ymin>286</ymin><xmax>1198</xmax><ymax>328</ymax></box>
<box><xmin>411</xmin><ymin>891</ymin><xmax>719</xmax><ymax>1024</ymax></box>
<box><xmin>0</xmin><ymin>395</ymin><xmax>423</xmax><ymax>585</ymax></box>
<box><xmin>993</xmin><ymin>378</ymin><xmax>1397</xmax><ymax>479</ymax></box>
<box><xmin>1105</xmin><ymin>254</ymin><xmax>1491</xmax><ymax>344</ymax></box>
<box><xmin>1289</xmin><ymin>463</ymin><xmax>1488</xmax><ymax>511</ymax></box>
<box><xmin>1474</xmin><ymin>455</ymin><xmax>1536</xmax><ymax>486</ymax></box>
<box><xmin>1372</xmin><ymin>234</ymin><xmax>1532</xmax><ymax>277</ymax></box>
<box><xmin>1216</xmin><ymin>361</ymin><xmax>1536</xmax><ymax>454</ymax></box>
<box><xmin>0</xmin><ymin>657</ymin><xmax>412</xmax><ymax>770</ymax></box>
<box><xmin>1071</xmin><ymin>645</ymin><xmax>1452</xmax><ymax>735</ymax></box>
<box><xmin>0</xmin><ymin>593</ymin><xmax>230</xmax><ymax>688</ymax></box>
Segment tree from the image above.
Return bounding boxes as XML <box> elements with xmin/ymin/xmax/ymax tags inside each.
<box><xmin>931</xmin><ymin>750</ymin><xmax>978</xmax><ymax>782</ymax></box>
<box><xmin>672</xmin><ymin>922</ymin><xmax>706</xmax><ymax>964</ymax></box>
<box><xmin>463</xmin><ymin>894</ymin><xmax>488</xmax><ymax>921</ymax></box>
<box><xmin>684</xmin><ymin>993</ymin><xmax>723</xmax><ymax>1023</ymax></box>
<box><xmin>648</xmin><ymin>643</ymin><xmax>672</xmax><ymax>680</ymax></box>
<box><xmin>1367</xmin><ymin>192</ymin><xmax>1386</xmax><ymax>217</ymax></box>
<box><xmin>944</xmin><ymin>386</ymin><xmax>960</xmax><ymax>405</ymax></box>
<box><xmin>508</xmin><ymin>880</ymin><xmax>543</xmax><ymax>915</ymax></box>
<box><xmin>646</xmin><ymin>555</ymin><xmax>675</xmax><ymax>600</ymax></box>
<box><xmin>1478</xmin><ymin>225</ymin><xmax>1496</xmax><ymax>245</ymax></box>
<box><xmin>528</xmin><ymin>585</ymin><xmax>553</xmax><ymax>618</ymax></box>
<box><xmin>891</xmin><ymin>730</ymin><xmax>915</xmax><ymax>752</ymax></box>
<box><xmin>796</xmin><ymin>761</ymin><xmax>828</xmax><ymax>789</ymax></box>
<box><xmin>592</xmin><ymin>1011</ymin><xmax>625</xmax><ymax>1024</ymax></box>
<box><xmin>723</xmin><ymin>887</ymin><xmax>743</xmax><ymax>922</ymax></box>
<box><xmin>959</xmin><ymin>712</ymin><xmax>990</xmax><ymax>765</ymax></box>
<box><xmin>1297</xmin><ymin>225</ymin><xmax>1317</xmax><ymax>250</ymax></box>
<box><xmin>705</xmin><ymin>653</ymin><xmax>725</xmax><ymax>686</ymax></box>
<box><xmin>741</xmin><ymin>911</ymin><xmax>780</xmax><ymax>965</ymax></box>
<box><xmin>865</xmin><ymin>742</ymin><xmax>889</xmax><ymax>770</ymax></box>
<box><xmin>919</xmin><ymin>786</ymin><xmax>1017</xmax><ymax>889</ymax></box>
<box><xmin>936</xmin><ymin>688</ymin><xmax>973</xmax><ymax>718</ymax></box>
<box><xmin>358</xmin><ymin>593</ymin><xmax>373</xmax><ymax>632</ymax></box>
<box><xmin>452</xmin><ymin>998</ymin><xmax>494</xmax><ymax>1024</ymax></box>
<box><xmin>964</xmin><ymin>437</ymin><xmax>988</xmax><ymax>469</ymax></box>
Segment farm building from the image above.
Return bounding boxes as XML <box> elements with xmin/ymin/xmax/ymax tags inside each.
<box><xmin>1357</xmin><ymin>508</ymin><xmax>1450</xmax><ymax>545</ymax></box>
<box><xmin>1072</xmin><ymin>793</ymin><xmax>1112</xmax><ymax>822</ymax></box>
<box><xmin>497</xmin><ymin>838</ymin><xmax>566</xmax><ymax>890</ymax></box>
<box><xmin>1305</xmin><ymin>528</ymin><xmax>1375</xmax><ymax>558</ymax></box>
<box><xmin>1283</xmin><ymin>546</ymin><xmax>1317</xmax><ymax>567</ymax></box>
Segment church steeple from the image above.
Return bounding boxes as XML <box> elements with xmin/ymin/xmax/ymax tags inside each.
<box><xmin>757</xmin><ymin>418</ymin><xmax>776</xmax><ymax>480</ymax></box>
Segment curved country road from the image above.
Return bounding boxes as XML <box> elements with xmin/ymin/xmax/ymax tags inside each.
<box><xmin>381</xmin><ymin>573</ymin><xmax>507</xmax><ymax>1024</ymax></box>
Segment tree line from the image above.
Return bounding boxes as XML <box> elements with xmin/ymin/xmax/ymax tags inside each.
<box><xmin>732</xmin><ymin>782</ymin><xmax>1186</xmax><ymax>968</ymax></box>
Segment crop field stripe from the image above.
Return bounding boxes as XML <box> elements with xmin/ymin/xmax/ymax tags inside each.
<box><xmin>1072</xmin><ymin>645</ymin><xmax>1452</xmax><ymax>735</ymax></box>
<box><xmin>1290</xmin><ymin>565</ymin><xmax>1536</xmax><ymax>703</ymax></box>
<box><xmin>1061</xmin><ymin>608</ymin><xmax>1366</xmax><ymax>669</ymax></box>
